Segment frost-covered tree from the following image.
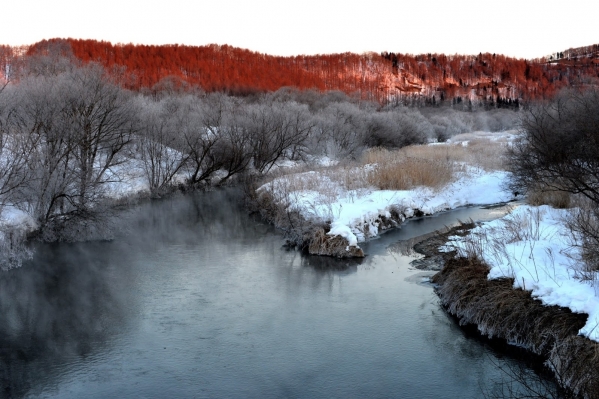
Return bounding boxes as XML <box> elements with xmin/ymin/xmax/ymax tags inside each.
<box><xmin>0</xmin><ymin>84</ymin><xmax>37</xmax><ymax>204</ymax></box>
<box><xmin>182</xmin><ymin>93</ymin><xmax>229</xmax><ymax>185</ymax></box>
<box><xmin>363</xmin><ymin>109</ymin><xmax>432</xmax><ymax>148</ymax></box>
<box><xmin>315</xmin><ymin>102</ymin><xmax>366</xmax><ymax>159</ymax></box>
<box><xmin>137</xmin><ymin>96</ymin><xmax>189</xmax><ymax>194</ymax></box>
<box><xmin>244</xmin><ymin>100</ymin><xmax>314</xmax><ymax>173</ymax></box>
<box><xmin>7</xmin><ymin>65</ymin><xmax>137</xmax><ymax>240</ymax></box>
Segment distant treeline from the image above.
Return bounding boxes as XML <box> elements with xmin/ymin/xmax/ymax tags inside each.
<box><xmin>1</xmin><ymin>39</ymin><xmax>598</xmax><ymax>104</ymax></box>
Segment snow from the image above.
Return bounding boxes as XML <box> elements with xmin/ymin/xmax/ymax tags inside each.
<box><xmin>446</xmin><ymin>130</ymin><xmax>519</xmax><ymax>145</ymax></box>
<box><xmin>0</xmin><ymin>205</ymin><xmax>36</xmax><ymax>230</ymax></box>
<box><xmin>442</xmin><ymin>205</ymin><xmax>599</xmax><ymax>342</ymax></box>
<box><xmin>259</xmin><ymin>166</ymin><xmax>512</xmax><ymax>248</ymax></box>
<box><xmin>103</xmin><ymin>159</ymin><xmax>151</xmax><ymax>199</ymax></box>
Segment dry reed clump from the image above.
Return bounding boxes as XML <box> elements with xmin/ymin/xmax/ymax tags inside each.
<box><xmin>432</xmin><ymin>256</ymin><xmax>599</xmax><ymax>399</ymax></box>
<box><xmin>527</xmin><ymin>186</ymin><xmax>572</xmax><ymax>209</ymax></box>
<box><xmin>549</xmin><ymin>336</ymin><xmax>599</xmax><ymax>399</ymax></box>
<box><xmin>362</xmin><ymin>140</ymin><xmax>508</xmax><ymax>191</ymax></box>
<box><xmin>405</xmin><ymin>139</ymin><xmax>508</xmax><ymax>171</ymax></box>
<box><xmin>464</xmin><ymin>139</ymin><xmax>509</xmax><ymax>171</ymax></box>
<box><xmin>362</xmin><ymin>147</ymin><xmax>455</xmax><ymax>190</ymax></box>
<box><xmin>308</xmin><ymin>227</ymin><xmax>364</xmax><ymax>258</ymax></box>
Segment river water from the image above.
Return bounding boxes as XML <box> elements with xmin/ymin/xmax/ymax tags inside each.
<box><xmin>0</xmin><ymin>190</ymin><xmax>546</xmax><ymax>398</ymax></box>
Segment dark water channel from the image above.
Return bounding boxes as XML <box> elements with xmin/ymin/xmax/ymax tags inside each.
<box><xmin>1</xmin><ymin>191</ymin><xmax>547</xmax><ymax>398</ymax></box>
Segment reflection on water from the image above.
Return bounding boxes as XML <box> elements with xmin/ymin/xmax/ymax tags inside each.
<box><xmin>0</xmin><ymin>191</ymin><xmax>545</xmax><ymax>398</ymax></box>
<box><xmin>0</xmin><ymin>241</ymin><xmax>133</xmax><ymax>397</ymax></box>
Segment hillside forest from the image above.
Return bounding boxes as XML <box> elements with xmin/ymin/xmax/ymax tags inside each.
<box><xmin>1</xmin><ymin>39</ymin><xmax>598</xmax><ymax>105</ymax></box>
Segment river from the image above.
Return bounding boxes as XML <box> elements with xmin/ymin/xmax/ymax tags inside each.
<box><xmin>0</xmin><ymin>190</ymin><xmax>550</xmax><ymax>398</ymax></box>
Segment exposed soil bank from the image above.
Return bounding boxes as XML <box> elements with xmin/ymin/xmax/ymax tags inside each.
<box><xmin>415</xmin><ymin>225</ymin><xmax>599</xmax><ymax>399</ymax></box>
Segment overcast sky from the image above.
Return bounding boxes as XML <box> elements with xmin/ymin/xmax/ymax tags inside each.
<box><xmin>3</xmin><ymin>0</ymin><xmax>598</xmax><ymax>59</ymax></box>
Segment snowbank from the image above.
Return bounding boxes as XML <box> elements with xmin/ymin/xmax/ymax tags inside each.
<box><xmin>442</xmin><ymin>205</ymin><xmax>599</xmax><ymax>343</ymax></box>
<box><xmin>259</xmin><ymin>168</ymin><xmax>513</xmax><ymax>248</ymax></box>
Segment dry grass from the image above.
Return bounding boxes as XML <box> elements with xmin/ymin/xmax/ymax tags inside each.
<box><xmin>527</xmin><ymin>186</ymin><xmax>572</xmax><ymax>209</ymax></box>
<box><xmin>363</xmin><ymin>148</ymin><xmax>454</xmax><ymax>190</ymax></box>
<box><xmin>433</xmin><ymin>256</ymin><xmax>588</xmax><ymax>353</ymax></box>
<box><xmin>433</xmin><ymin>255</ymin><xmax>599</xmax><ymax>398</ymax></box>
<box><xmin>406</xmin><ymin>139</ymin><xmax>507</xmax><ymax>171</ymax></box>
<box><xmin>362</xmin><ymin>139</ymin><xmax>508</xmax><ymax>191</ymax></box>
<box><xmin>261</xmin><ymin>137</ymin><xmax>510</xmax><ymax>199</ymax></box>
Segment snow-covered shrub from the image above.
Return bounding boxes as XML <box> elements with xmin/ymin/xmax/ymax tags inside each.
<box><xmin>364</xmin><ymin>107</ymin><xmax>433</xmax><ymax>148</ymax></box>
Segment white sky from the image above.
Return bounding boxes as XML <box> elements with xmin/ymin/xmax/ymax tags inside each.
<box><xmin>3</xmin><ymin>0</ymin><xmax>598</xmax><ymax>59</ymax></box>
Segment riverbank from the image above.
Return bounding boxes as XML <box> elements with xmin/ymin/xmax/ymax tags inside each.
<box><xmin>414</xmin><ymin>221</ymin><xmax>599</xmax><ymax>398</ymax></box>
<box><xmin>253</xmin><ymin>166</ymin><xmax>514</xmax><ymax>257</ymax></box>
<box><xmin>251</xmin><ymin>131</ymin><xmax>517</xmax><ymax>257</ymax></box>
<box><xmin>0</xmin><ymin>159</ymin><xmax>185</xmax><ymax>269</ymax></box>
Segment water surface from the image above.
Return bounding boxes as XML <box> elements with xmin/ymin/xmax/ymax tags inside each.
<box><xmin>0</xmin><ymin>191</ymin><xmax>540</xmax><ymax>398</ymax></box>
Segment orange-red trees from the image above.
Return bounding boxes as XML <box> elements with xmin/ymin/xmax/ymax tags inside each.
<box><xmin>14</xmin><ymin>38</ymin><xmax>599</xmax><ymax>104</ymax></box>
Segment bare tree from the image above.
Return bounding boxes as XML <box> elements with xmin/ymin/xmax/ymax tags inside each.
<box><xmin>137</xmin><ymin>96</ymin><xmax>188</xmax><ymax>194</ymax></box>
<box><xmin>245</xmin><ymin>100</ymin><xmax>314</xmax><ymax>174</ymax></box>
<box><xmin>508</xmin><ymin>89</ymin><xmax>599</xmax><ymax>202</ymax></box>
<box><xmin>7</xmin><ymin>65</ymin><xmax>137</xmax><ymax>240</ymax></box>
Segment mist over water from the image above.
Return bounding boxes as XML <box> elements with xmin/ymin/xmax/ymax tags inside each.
<box><xmin>0</xmin><ymin>190</ymin><xmax>545</xmax><ymax>398</ymax></box>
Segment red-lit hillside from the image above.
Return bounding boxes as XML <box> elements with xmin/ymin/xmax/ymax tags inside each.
<box><xmin>3</xmin><ymin>38</ymin><xmax>599</xmax><ymax>104</ymax></box>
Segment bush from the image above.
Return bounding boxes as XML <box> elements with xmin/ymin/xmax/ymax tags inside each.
<box><xmin>507</xmin><ymin>89</ymin><xmax>599</xmax><ymax>203</ymax></box>
<box><xmin>508</xmin><ymin>88</ymin><xmax>599</xmax><ymax>276</ymax></box>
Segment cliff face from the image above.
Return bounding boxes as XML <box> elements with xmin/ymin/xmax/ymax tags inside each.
<box><xmin>4</xmin><ymin>39</ymin><xmax>599</xmax><ymax>104</ymax></box>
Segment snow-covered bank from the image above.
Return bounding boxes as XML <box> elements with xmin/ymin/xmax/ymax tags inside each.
<box><xmin>259</xmin><ymin>167</ymin><xmax>514</xmax><ymax>249</ymax></box>
<box><xmin>442</xmin><ymin>205</ymin><xmax>599</xmax><ymax>343</ymax></box>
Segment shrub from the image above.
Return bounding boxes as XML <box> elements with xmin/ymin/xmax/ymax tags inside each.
<box><xmin>507</xmin><ymin>89</ymin><xmax>599</xmax><ymax>204</ymax></box>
